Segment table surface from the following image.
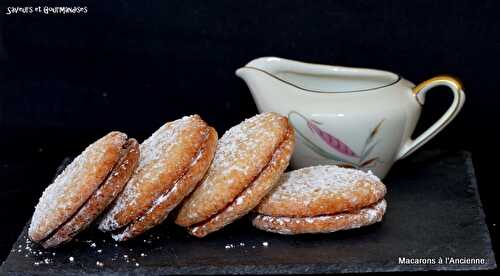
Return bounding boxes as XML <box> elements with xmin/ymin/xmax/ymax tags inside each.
<box><xmin>0</xmin><ymin>150</ymin><xmax>496</xmax><ymax>274</ymax></box>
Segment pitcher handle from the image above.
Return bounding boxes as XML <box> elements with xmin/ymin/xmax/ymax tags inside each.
<box><xmin>396</xmin><ymin>75</ymin><xmax>465</xmax><ymax>160</ymax></box>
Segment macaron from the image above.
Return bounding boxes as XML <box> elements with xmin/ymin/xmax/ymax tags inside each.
<box><xmin>98</xmin><ymin>115</ymin><xmax>217</xmax><ymax>241</ymax></box>
<box><xmin>29</xmin><ymin>132</ymin><xmax>140</xmax><ymax>248</ymax></box>
<box><xmin>175</xmin><ymin>112</ymin><xmax>295</xmax><ymax>237</ymax></box>
<box><xmin>252</xmin><ymin>165</ymin><xmax>387</xmax><ymax>234</ymax></box>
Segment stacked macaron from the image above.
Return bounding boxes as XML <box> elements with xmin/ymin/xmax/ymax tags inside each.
<box><xmin>175</xmin><ymin>112</ymin><xmax>295</xmax><ymax>237</ymax></box>
<box><xmin>28</xmin><ymin>112</ymin><xmax>387</xmax><ymax>248</ymax></box>
<box><xmin>98</xmin><ymin>115</ymin><xmax>218</xmax><ymax>241</ymax></box>
<box><xmin>252</xmin><ymin>166</ymin><xmax>387</xmax><ymax>234</ymax></box>
<box><xmin>29</xmin><ymin>132</ymin><xmax>140</xmax><ymax>248</ymax></box>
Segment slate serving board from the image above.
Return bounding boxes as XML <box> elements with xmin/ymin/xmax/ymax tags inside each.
<box><xmin>0</xmin><ymin>150</ymin><xmax>496</xmax><ymax>274</ymax></box>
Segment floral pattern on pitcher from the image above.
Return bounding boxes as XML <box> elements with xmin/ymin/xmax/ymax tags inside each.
<box><xmin>288</xmin><ymin>111</ymin><xmax>384</xmax><ymax>169</ymax></box>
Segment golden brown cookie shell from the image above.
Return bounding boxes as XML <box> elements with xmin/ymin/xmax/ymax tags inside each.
<box><xmin>188</xmin><ymin>125</ymin><xmax>295</xmax><ymax>237</ymax></box>
<box><xmin>98</xmin><ymin>115</ymin><xmax>211</xmax><ymax>233</ymax></box>
<box><xmin>175</xmin><ymin>112</ymin><xmax>289</xmax><ymax>227</ymax></box>
<box><xmin>256</xmin><ymin>166</ymin><xmax>387</xmax><ymax>217</ymax></box>
<box><xmin>252</xmin><ymin>199</ymin><xmax>387</xmax><ymax>235</ymax></box>
<box><xmin>29</xmin><ymin>131</ymin><xmax>128</xmax><ymax>243</ymax></box>
<box><xmin>41</xmin><ymin>139</ymin><xmax>140</xmax><ymax>248</ymax></box>
<box><xmin>112</xmin><ymin>128</ymin><xmax>218</xmax><ymax>241</ymax></box>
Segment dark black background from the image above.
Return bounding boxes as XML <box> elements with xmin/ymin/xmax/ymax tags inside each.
<box><xmin>0</xmin><ymin>0</ymin><xmax>498</xmax><ymax>270</ymax></box>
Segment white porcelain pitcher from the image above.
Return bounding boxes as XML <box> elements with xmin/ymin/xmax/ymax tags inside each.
<box><xmin>236</xmin><ymin>57</ymin><xmax>465</xmax><ymax>178</ymax></box>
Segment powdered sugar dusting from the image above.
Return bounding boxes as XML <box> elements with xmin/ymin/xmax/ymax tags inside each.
<box><xmin>29</xmin><ymin>132</ymin><xmax>126</xmax><ymax>241</ymax></box>
<box><xmin>148</xmin><ymin>145</ymin><xmax>205</xmax><ymax>211</ymax></box>
<box><xmin>99</xmin><ymin>115</ymin><xmax>206</xmax><ymax>232</ymax></box>
<box><xmin>210</xmin><ymin>112</ymin><xmax>285</xmax><ymax>178</ymax></box>
<box><xmin>188</xmin><ymin>127</ymin><xmax>294</xmax><ymax>237</ymax></box>
<box><xmin>176</xmin><ymin>112</ymin><xmax>288</xmax><ymax>226</ymax></box>
<box><xmin>138</xmin><ymin>115</ymin><xmax>199</xmax><ymax>172</ymax></box>
<box><xmin>267</xmin><ymin>165</ymin><xmax>382</xmax><ymax>205</ymax></box>
<box><xmin>254</xmin><ymin>199</ymin><xmax>387</xmax><ymax>234</ymax></box>
<box><xmin>110</xmin><ymin>129</ymin><xmax>214</xmax><ymax>241</ymax></box>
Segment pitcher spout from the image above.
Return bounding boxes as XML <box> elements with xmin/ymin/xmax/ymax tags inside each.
<box><xmin>235</xmin><ymin>59</ymin><xmax>292</xmax><ymax>114</ymax></box>
<box><xmin>235</xmin><ymin>66</ymin><xmax>254</xmax><ymax>81</ymax></box>
<box><xmin>236</xmin><ymin>57</ymin><xmax>284</xmax><ymax>78</ymax></box>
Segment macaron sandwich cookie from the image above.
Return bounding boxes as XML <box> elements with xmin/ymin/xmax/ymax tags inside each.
<box><xmin>29</xmin><ymin>132</ymin><xmax>140</xmax><ymax>248</ymax></box>
<box><xmin>175</xmin><ymin>112</ymin><xmax>295</xmax><ymax>237</ymax></box>
<box><xmin>27</xmin><ymin>112</ymin><xmax>387</xmax><ymax>248</ymax></box>
<box><xmin>98</xmin><ymin>115</ymin><xmax>217</xmax><ymax>241</ymax></box>
<box><xmin>252</xmin><ymin>165</ymin><xmax>387</xmax><ymax>234</ymax></box>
